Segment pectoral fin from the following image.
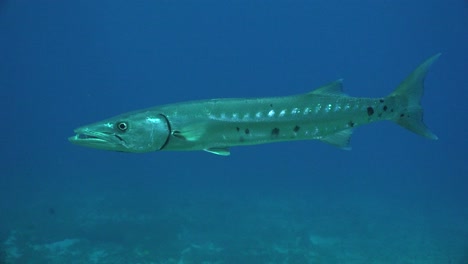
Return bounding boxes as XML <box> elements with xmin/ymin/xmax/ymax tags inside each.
<box><xmin>172</xmin><ymin>123</ymin><xmax>207</xmax><ymax>141</ymax></box>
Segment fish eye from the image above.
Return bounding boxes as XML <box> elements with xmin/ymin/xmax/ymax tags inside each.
<box><xmin>116</xmin><ymin>121</ymin><xmax>128</xmax><ymax>132</ymax></box>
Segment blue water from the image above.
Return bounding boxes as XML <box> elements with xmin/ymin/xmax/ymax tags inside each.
<box><xmin>1</xmin><ymin>1</ymin><xmax>467</xmax><ymax>263</ymax></box>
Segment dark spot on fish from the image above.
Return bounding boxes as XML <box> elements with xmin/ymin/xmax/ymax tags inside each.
<box><xmin>48</xmin><ymin>208</ymin><xmax>55</xmax><ymax>216</ymax></box>
<box><xmin>390</xmin><ymin>108</ymin><xmax>394</xmax><ymax>112</ymax></box>
<box><xmin>400</xmin><ymin>113</ymin><xmax>405</xmax><ymax>117</ymax></box>
<box><xmin>293</xmin><ymin>125</ymin><xmax>300</xmax><ymax>132</ymax></box>
<box><xmin>236</xmin><ymin>127</ymin><xmax>240</xmax><ymax>132</ymax></box>
<box><xmin>245</xmin><ymin>128</ymin><xmax>250</xmax><ymax>134</ymax></box>
<box><xmin>379</xmin><ymin>99</ymin><xmax>385</xmax><ymax>103</ymax></box>
<box><xmin>270</xmin><ymin>104</ymin><xmax>273</xmax><ymax>108</ymax></box>
<box><xmin>383</xmin><ymin>105</ymin><xmax>388</xmax><ymax>111</ymax></box>
<box><xmin>271</xmin><ymin>128</ymin><xmax>280</xmax><ymax>137</ymax></box>
<box><xmin>348</xmin><ymin>121</ymin><xmax>355</xmax><ymax>127</ymax></box>
<box><xmin>367</xmin><ymin>107</ymin><xmax>374</xmax><ymax>116</ymax></box>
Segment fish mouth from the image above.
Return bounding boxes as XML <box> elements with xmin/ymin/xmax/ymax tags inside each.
<box><xmin>68</xmin><ymin>129</ymin><xmax>125</xmax><ymax>150</ymax></box>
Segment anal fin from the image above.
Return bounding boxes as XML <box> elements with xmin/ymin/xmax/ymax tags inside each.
<box><xmin>320</xmin><ymin>129</ymin><xmax>353</xmax><ymax>150</ymax></box>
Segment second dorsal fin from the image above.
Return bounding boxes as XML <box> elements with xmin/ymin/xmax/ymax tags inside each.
<box><xmin>309</xmin><ymin>79</ymin><xmax>347</xmax><ymax>96</ymax></box>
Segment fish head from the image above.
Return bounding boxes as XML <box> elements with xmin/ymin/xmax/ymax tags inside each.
<box><xmin>69</xmin><ymin>111</ymin><xmax>170</xmax><ymax>153</ymax></box>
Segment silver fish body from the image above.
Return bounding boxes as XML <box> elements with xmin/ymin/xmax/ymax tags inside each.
<box><xmin>69</xmin><ymin>54</ymin><xmax>439</xmax><ymax>156</ymax></box>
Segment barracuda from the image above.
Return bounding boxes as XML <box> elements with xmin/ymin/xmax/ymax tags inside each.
<box><xmin>69</xmin><ymin>54</ymin><xmax>440</xmax><ymax>156</ymax></box>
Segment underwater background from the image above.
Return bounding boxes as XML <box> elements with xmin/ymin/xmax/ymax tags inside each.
<box><xmin>1</xmin><ymin>0</ymin><xmax>467</xmax><ymax>263</ymax></box>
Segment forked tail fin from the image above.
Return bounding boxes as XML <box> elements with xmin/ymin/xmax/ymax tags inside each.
<box><xmin>389</xmin><ymin>53</ymin><xmax>440</xmax><ymax>140</ymax></box>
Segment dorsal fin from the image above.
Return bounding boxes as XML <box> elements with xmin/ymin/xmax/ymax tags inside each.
<box><xmin>309</xmin><ymin>79</ymin><xmax>347</xmax><ymax>96</ymax></box>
